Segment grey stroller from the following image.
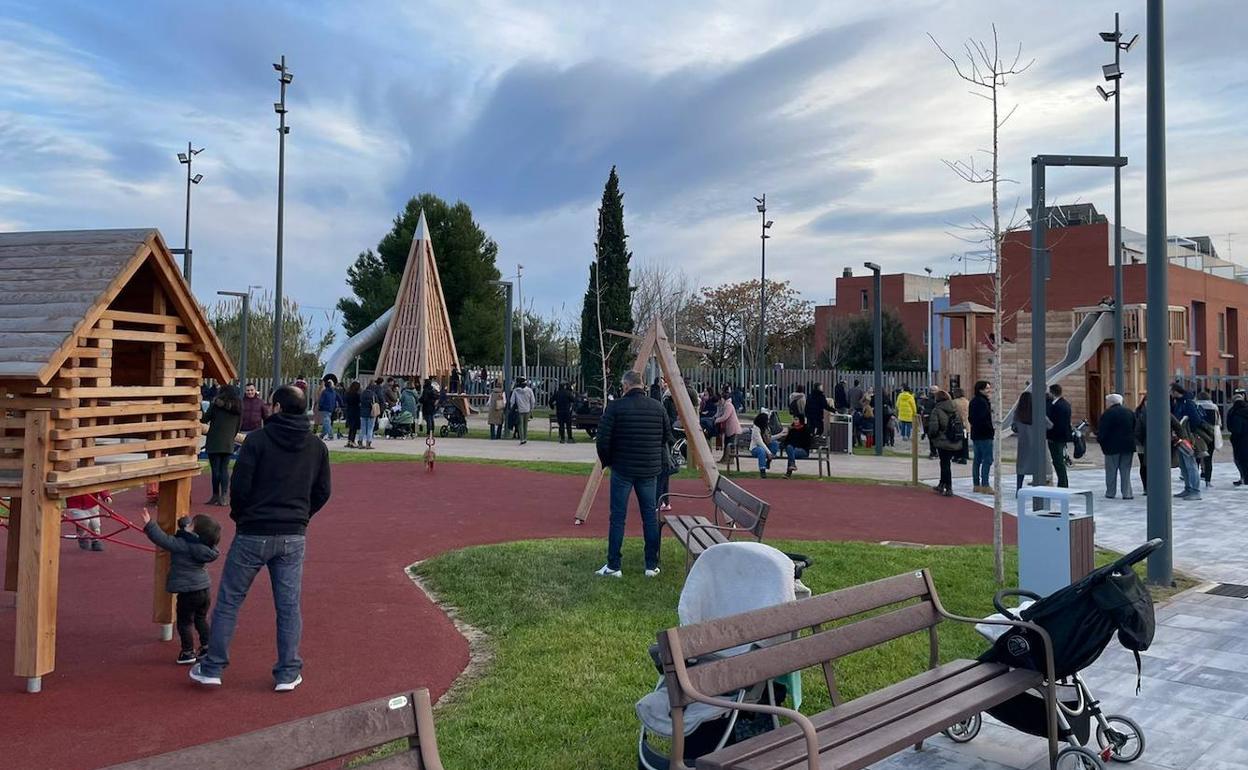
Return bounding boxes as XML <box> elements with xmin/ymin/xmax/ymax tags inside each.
<box><xmin>636</xmin><ymin>542</ymin><xmax>812</xmax><ymax>770</ymax></box>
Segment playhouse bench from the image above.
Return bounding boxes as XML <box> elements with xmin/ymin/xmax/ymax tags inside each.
<box><xmin>103</xmin><ymin>688</ymin><xmax>445</xmax><ymax>770</ymax></box>
<box><xmin>660</xmin><ymin>476</ymin><xmax>770</xmax><ymax>568</ymax></box>
<box><xmin>657</xmin><ymin>570</ymin><xmax>1060</xmax><ymax>770</ymax></box>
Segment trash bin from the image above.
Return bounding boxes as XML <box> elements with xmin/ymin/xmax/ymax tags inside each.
<box><xmin>826</xmin><ymin>414</ymin><xmax>852</xmax><ymax>454</ymax></box>
<box><xmin>1016</xmin><ymin>486</ymin><xmax>1095</xmax><ymax>597</ymax></box>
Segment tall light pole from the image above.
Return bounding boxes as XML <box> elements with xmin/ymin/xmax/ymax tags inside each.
<box><xmin>217</xmin><ymin>289</ymin><xmax>255</xmax><ymax>383</ymax></box>
<box><xmin>490</xmin><ymin>280</ymin><xmax>514</xmax><ymax>392</ymax></box>
<box><xmin>271</xmin><ymin>55</ymin><xmax>292</xmax><ymax>391</ymax></box>
<box><xmin>1098</xmin><ymin>15</ymin><xmax>1139</xmax><ymax>396</ymax></box>
<box><xmin>177</xmin><ymin>144</ymin><xmax>204</xmax><ymax>284</ymax></box>
<box><xmin>924</xmin><ymin>266</ymin><xmax>935</xmax><ymax>387</ymax></box>
<box><xmin>516</xmin><ymin>264</ymin><xmax>527</xmax><ymax>381</ymax></box>
<box><xmin>1144</xmin><ymin>0</ymin><xmax>1172</xmax><ymax>586</ymax></box>
<box><xmin>753</xmin><ymin>195</ymin><xmax>773</xmax><ymax>408</ymax></box>
<box><xmin>865</xmin><ymin>262</ymin><xmax>884</xmax><ymax>456</ymax></box>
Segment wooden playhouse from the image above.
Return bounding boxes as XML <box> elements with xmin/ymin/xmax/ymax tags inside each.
<box><xmin>0</xmin><ymin>228</ymin><xmax>234</xmax><ymax>691</ymax></box>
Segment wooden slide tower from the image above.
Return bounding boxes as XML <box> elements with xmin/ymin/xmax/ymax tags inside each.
<box><xmin>374</xmin><ymin>210</ymin><xmax>460</xmax><ymax>385</ymax></box>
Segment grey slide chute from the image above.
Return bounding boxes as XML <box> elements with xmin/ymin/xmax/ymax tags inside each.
<box><xmin>1002</xmin><ymin>306</ymin><xmax>1115</xmax><ymax>426</ymax></box>
<box><xmin>321</xmin><ymin>306</ymin><xmax>393</xmax><ymax>382</ymax></box>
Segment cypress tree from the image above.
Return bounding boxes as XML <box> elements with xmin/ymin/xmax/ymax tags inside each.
<box><xmin>579</xmin><ymin>167</ymin><xmax>634</xmax><ymax>396</ymax></box>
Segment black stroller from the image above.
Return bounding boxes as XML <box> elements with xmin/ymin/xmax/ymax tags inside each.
<box><xmin>942</xmin><ymin>539</ymin><xmax>1162</xmax><ymax>769</ymax></box>
<box><xmin>439</xmin><ymin>400</ymin><xmax>468</xmax><ymax>437</ymax></box>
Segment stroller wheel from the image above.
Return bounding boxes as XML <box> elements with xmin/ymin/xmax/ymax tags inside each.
<box><xmin>1056</xmin><ymin>746</ymin><xmax>1105</xmax><ymax>770</ymax></box>
<box><xmin>1096</xmin><ymin>715</ymin><xmax>1145</xmax><ymax>763</ymax></box>
<box><xmin>941</xmin><ymin>713</ymin><xmax>981</xmax><ymax>743</ymax></box>
<box><xmin>439</xmin><ymin>426</ymin><xmax>449</xmax><ymax>438</ymax></box>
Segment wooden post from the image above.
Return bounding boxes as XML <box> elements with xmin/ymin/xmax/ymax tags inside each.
<box><xmin>4</xmin><ymin>496</ymin><xmax>20</xmax><ymax>592</ymax></box>
<box><xmin>154</xmin><ymin>476</ymin><xmax>190</xmax><ymax>637</ymax></box>
<box><xmin>911</xmin><ymin>413</ymin><xmax>920</xmax><ymax>485</ymax></box>
<box><xmin>15</xmin><ymin>410</ymin><xmax>57</xmax><ymax>693</ymax></box>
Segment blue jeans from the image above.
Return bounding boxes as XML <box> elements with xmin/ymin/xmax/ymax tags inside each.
<box><xmin>201</xmin><ymin>534</ymin><xmax>306</xmax><ymax>683</ymax></box>
<box><xmin>751</xmin><ymin>440</ymin><xmax>780</xmax><ymax>469</ymax></box>
<box><xmin>489</xmin><ymin>423</ymin><xmax>502</xmax><ymax>439</ymax></box>
<box><xmin>900</xmin><ymin>421</ymin><xmax>912</xmax><ymax>440</ymax></box>
<box><xmin>320</xmin><ymin>411</ymin><xmax>333</xmax><ymax>437</ymax></box>
<box><xmin>973</xmin><ymin>439</ymin><xmax>994</xmax><ymax>486</ymax></box>
<box><xmin>360</xmin><ymin>416</ymin><xmax>375</xmax><ymax>444</ymax></box>
<box><xmin>1177</xmin><ymin>445</ymin><xmax>1201</xmax><ymax>496</ymax></box>
<box><xmin>785</xmin><ymin>445</ymin><xmax>808</xmax><ymax>469</ymax></box>
<box><xmin>606</xmin><ymin>472</ymin><xmax>660</xmax><ymax>571</ymax></box>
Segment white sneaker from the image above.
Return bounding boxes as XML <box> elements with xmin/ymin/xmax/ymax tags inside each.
<box><xmin>274</xmin><ymin>674</ymin><xmax>303</xmax><ymax>692</ymax></box>
<box><xmin>189</xmin><ymin>663</ymin><xmax>221</xmax><ymax>686</ymax></box>
<box><xmin>594</xmin><ymin>565</ymin><xmax>622</xmax><ymax>578</ymax></box>
<box><xmin>644</xmin><ymin>567</ymin><xmax>661</xmax><ymax>578</ymax></box>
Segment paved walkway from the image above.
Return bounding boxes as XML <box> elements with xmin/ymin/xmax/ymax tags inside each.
<box><xmin>883</xmin><ymin>459</ymin><xmax>1248</xmax><ymax>769</ymax></box>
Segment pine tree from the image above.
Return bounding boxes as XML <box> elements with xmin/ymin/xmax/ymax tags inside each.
<box><xmin>579</xmin><ymin>167</ymin><xmax>634</xmax><ymax>395</ymax></box>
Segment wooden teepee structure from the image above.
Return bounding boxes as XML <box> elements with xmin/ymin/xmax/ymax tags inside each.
<box><xmin>375</xmin><ymin>210</ymin><xmax>459</xmax><ymax>383</ymax></box>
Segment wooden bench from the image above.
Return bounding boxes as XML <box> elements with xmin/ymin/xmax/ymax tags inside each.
<box><xmin>657</xmin><ymin>570</ymin><xmax>1059</xmax><ymax>770</ymax></box>
<box><xmin>660</xmin><ymin>476</ymin><xmax>770</xmax><ymax>568</ymax></box>
<box><xmin>103</xmin><ymin>688</ymin><xmax>445</xmax><ymax>770</ymax></box>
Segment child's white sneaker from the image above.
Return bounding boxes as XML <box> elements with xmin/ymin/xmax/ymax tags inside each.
<box><xmin>644</xmin><ymin>567</ymin><xmax>661</xmax><ymax>578</ymax></box>
<box><xmin>594</xmin><ymin>565</ymin><xmax>622</xmax><ymax>578</ymax></box>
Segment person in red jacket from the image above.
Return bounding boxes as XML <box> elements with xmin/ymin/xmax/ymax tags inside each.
<box><xmin>65</xmin><ymin>490</ymin><xmax>111</xmax><ymax>551</ymax></box>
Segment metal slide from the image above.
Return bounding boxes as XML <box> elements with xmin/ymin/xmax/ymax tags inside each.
<box><xmin>1002</xmin><ymin>307</ymin><xmax>1116</xmax><ymax>426</ymax></box>
<box><xmin>321</xmin><ymin>306</ymin><xmax>393</xmax><ymax>382</ymax></box>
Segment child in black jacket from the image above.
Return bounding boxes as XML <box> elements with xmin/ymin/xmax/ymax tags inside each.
<box><xmin>142</xmin><ymin>510</ymin><xmax>222</xmax><ymax>664</ymax></box>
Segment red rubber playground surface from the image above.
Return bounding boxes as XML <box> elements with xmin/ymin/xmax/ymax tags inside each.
<box><xmin>0</xmin><ymin>462</ymin><xmax>1012</xmax><ymax>769</ymax></box>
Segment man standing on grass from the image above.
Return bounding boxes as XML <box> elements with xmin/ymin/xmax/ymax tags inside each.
<box><xmin>191</xmin><ymin>385</ymin><xmax>331</xmax><ymax>692</ymax></box>
<box><xmin>594</xmin><ymin>369</ymin><xmax>672</xmax><ymax>578</ymax></box>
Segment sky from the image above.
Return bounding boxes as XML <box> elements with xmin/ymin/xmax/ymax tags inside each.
<box><xmin>3</xmin><ymin>0</ymin><xmax>1247</xmax><ymax>347</ymax></box>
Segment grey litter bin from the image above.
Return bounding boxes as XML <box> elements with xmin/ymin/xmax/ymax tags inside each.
<box><xmin>1016</xmin><ymin>486</ymin><xmax>1096</xmax><ymax>597</ymax></box>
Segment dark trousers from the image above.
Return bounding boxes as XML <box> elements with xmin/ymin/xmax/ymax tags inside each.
<box><xmin>347</xmin><ymin>416</ymin><xmax>359</xmax><ymax>444</ymax></box>
<box><xmin>422</xmin><ymin>408</ymin><xmax>436</xmax><ymax>435</ymax></box>
<box><xmin>176</xmin><ymin>588</ymin><xmax>211</xmax><ymax>653</ymax></box>
<box><xmin>937</xmin><ymin>448</ymin><xmax>955</xmax><ymax>490</ymax></box>
<box><xmin>208</xmin><ymin>453</ymin><xmax>231</xmax><ymax>498</ymax></box>
<box><xmin>557</xmin><ymin>413</ymin><xmax>574</xmax><ymax>441</ymax></box>
<box><xmin>1233</xmin><ymin>442</ymin><xmax>1248</xmax><ymax>482</ymax></box>
<box><xmin>1138</xmin><ymin>453</ymin><xmax>1148</xmax><ymax>487</ymax></box>
<box><xmin>1048</xmin><ymin>441</ymin><xmax>1069</xmax><ymax>487</ymax></box>
<box><xmin>1201</xmin><ymin>452</ymin><xmax>1213</xmax><ymax>484</ymax></box>
<box><xmin>606</xmin><ymin>472</ymin><xmax>660</xmax><ymax>571</ymax></box>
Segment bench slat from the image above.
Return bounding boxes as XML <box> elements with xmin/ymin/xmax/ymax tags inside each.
<box><xmin>702</xmin><ymin>661</ymin><xmax>1019</xmax><ymax>768</ymax></box>
<box><xmin>718</xmin><ymin>668</ymin><xmax>1041</xmax><ymax>770</ymax></box>
<box><xmin>102</xmin><ymin>690</ymin><xmax>435</xmax><ymax>770</ymax></box>
<box><xmin>679</xmin><ymin>602</ymin><xmax>940</xmax><ymax>704</ymax></box>
<box><xmin>666</xmin><ymin>514</ymin><xmax>728</xmax><ymax>554</ymax></box>
<box><xmin>673</xmin><ymin>572</ymin><xmax>931</xmax><ymax>660</ymax></box>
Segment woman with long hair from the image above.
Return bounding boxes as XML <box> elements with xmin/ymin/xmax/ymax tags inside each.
<box><xmin>344</xmin><ymin>380</ymin><xmax>362</xmax><ymax>448</ymax></box>
<box><xmin>202</xmin><ymin>383</ymin><xmax>243</xmax><ymax>505</ymax></box>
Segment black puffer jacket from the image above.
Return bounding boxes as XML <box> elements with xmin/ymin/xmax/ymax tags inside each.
<box><xmin>143</xmin><ymin>522</ymin><xmax>219</xmax><ymax>593</ymax></box>
<box><xmin>230</xmin><ymin>411</ymin><xmax>331</xmax><ymax>536</ymax></box>
<box><xmin>1097</xmin><ymin>403</ymin><xmax>1136</xmax><ymax>456</ymax></box>
<box><xmin>596</xmin><ymin>389</ymin><xmax>673</xmax><ymax>479</ymax></box>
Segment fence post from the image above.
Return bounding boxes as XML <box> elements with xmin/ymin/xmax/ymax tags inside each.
<box><xmin>911</xmin><ymin>412</ymin><xmax>920</xmax><ymax>484</ymax></box>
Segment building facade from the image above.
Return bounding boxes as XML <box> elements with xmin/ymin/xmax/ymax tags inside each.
<box><xmin>813</xmin><ymin>268</ymin><xmax>947</xmax><ymax>372</ymax></box>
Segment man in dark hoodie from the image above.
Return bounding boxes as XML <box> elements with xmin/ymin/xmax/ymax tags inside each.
<box><xmin>191</xmin><ymin>385</ymin><xmax>331</xmax><ymax>692</ymax></box>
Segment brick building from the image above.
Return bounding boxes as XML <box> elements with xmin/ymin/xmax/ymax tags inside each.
<box><xmin>813</xmin><ymin>268</ymin><xmax>947</xmax><ymax>369</ymax></box>
<box><xmin>942</xmin><ymin>205</ymin><xmax>1246</xmax><ymax>424</ymax></box>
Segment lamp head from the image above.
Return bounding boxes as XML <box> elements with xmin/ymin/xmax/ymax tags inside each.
<box><xmin>280</xmin><ymin>72</ymin><xmax>293</xmax><ymax>84</ymax></box>
<box><xmin>756</xmin><ymin>203</ymin><xmax>766</xmax><ymax>213</ymax></box>
<box><xmin>1099</xmin><ymin>31</ymin><xmax>1120</xmax><ymax>42</ymax></box>
<box><xmin>764</xmin><ymin>220</ymin><xmax>774</xmax><ymax>229</ymax></box>
<box><xmin>191</xmin><ymin>174</ymin><xmax>203</xmax><ymax>184</ymax></box>
<box><xmin>177</xmin><ymin>152</ymin><xmax>189</xmax><ymax>163</ymax></box>
<box><xmin>191</xmin><ymin>147</ymin><xmax>205</xmax><ymax>155</ymax></box>
<box><xmin>1121</xmin><ymin>34</ymin><xmax>1139</xmax><ymax>52</ymax></box>
<box><xmin>1102</xmin><ymin>63</ymin><xmax>1122</xmax><ymax>81</ymax></box>
<box><xmin>274</xmin><ymin>102</ymin><xmax>287</xmax><ymax>114</ymax></box>
<box><xmin>864</xmin><ymin>261</ymin><xmax>881</xmax><ymax>273</ymax></box>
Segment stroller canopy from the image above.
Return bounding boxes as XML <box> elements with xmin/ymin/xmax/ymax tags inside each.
<box><xmin>982</xmin><ymin>540</ymin><xmax>1161</xmax><ymax>681</ymax></box>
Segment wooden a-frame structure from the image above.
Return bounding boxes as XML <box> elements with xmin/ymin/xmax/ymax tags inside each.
<box><xmin>573</xmin><ymin>319</ymin><xmax>717</xmax><ymax>524</ymax></box>
<box><xmin>375</xmin><ymin>210</ymin><xmax>460</xmax><ymax>385</ymax></box>
<box><xmin>0</xmin><ymin>228</ymin><xmax>235</xmax><ymax>692</ymax></box>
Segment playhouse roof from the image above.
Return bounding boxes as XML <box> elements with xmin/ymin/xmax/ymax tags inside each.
<box><xmin>0</xmin><ymin>228</ymin><xmax>234</xmax><ymax>383</ymax></box>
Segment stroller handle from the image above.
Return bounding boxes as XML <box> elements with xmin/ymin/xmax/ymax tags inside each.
<box><xmin>1108</xmin><ymin>538</ymin><xmax>1165</xmax><ymax>574</ymax></box>
<box><xmin>993</xmin><ymin>588</ymin><xmax>1042</xmax><ymax>619</ymax></box>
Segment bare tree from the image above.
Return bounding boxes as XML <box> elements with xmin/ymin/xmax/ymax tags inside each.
<box><xmin>631</xmin><ymin>259</ymin><xmax>693</xmax><ymax>336</ymax></box>
<box><xmin>818</xmin><ymin>314</ymin><xmax>854</xmax><ymax>370</ymax></box>
<box><xmin>931</xmin><ymin>25</ymin><xmax>1032</xmax><ymax>586</ymax></box>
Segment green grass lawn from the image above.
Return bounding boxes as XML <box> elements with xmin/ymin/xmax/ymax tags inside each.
<box><xmin>353</xmin><ymin>538</ymin><xmax>1193</xmax><ymax>769</ymax></box>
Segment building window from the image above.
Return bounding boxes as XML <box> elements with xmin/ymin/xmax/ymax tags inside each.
<box><xmin>1218</xmin><ymin>311</ymin><xmax>1227</xmax><ymax>353</ymax></box>
<box><xmin>860</xmin><ymin>289</ymin><xmax>869</xmax><ymax>311</ymax></box>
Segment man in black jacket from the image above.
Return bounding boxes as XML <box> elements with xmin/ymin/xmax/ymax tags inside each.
<box><xmin>804</xmin><ymin>382</ymin><xmax>830</xmax><ymax>436</ymax></box>
<box><xmin>1097</xmin><ymin>393</ymin><xmax>1136</xmax><ymax>499</ymax></box>
<box><xmin>968</xmin><ymin>380</ymin><xmax>995</xmax><ymax>494</ymax></box>
<box><xmin>594</xmin><ymin>369</ymin><xmax>672</xmax><ymax>578</ymax></box>
<box><xmin>1046</xmin><ymin>384</ymin><xmax>1073</xmax><ymax>488</ymax></box>
<box><xmin>552</xmin><ymin>381</ymin><xmax>577</xmax><ymax>444</ymax></box>
<box><xmin>191</xmin><ymin>385</ymin><xmax>331</xmax><ymax>691</ymax></box>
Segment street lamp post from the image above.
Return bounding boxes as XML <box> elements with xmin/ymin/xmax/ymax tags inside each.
<box><xmin>177</xmin><ymin>143</ymin><xmax>204</xmax><ymax>284</ymax></box>
<box><xmin>924</xmin><ymin>266</ymin><xmax>935</xmax><ymax>387</ymax></box>
<box><xmin>1098</xmin><ymin>14</ymin><xmax>1139</xmax><ymax>396</ymax></box>
<box><xmin>753</xmin><ymin>195</ymin><xmax>774</xmax><ymax>409</ymax></box>
<box><xmin>217</xmin><ymin>289</ymin><xmax>255</xmax><ymax>383</ymax></box>
<box><xmin>516</xmin><ymin>264</ymin><xmax>527</xmax><ymax>382</ymax></box>
<box><xmin>865</xmin><ymin>262</ymin><xmax>884</xmax><ymax>456</ymax></box>
<box><xmin>271</xmin><ymin>55</ymin><xmax>292</xmax><ymax>391</ymax></box>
